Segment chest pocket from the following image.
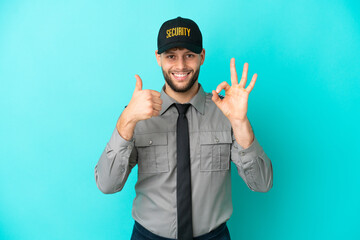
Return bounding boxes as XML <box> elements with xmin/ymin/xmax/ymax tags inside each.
<box><xmin>200</xmin><ymin>131</ymin><xmax>232</xmax><ymax>172</ymax></box>
<box><xmin>135</xmin><ymin>133</ymin><xmax>169</xmax><ymax>174</ymax></box>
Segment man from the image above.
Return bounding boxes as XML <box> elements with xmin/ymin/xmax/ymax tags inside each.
<box><xmin>95</xmin><ymin>16</ymin><xmax>273</xmax><ymax>240</ymax></box>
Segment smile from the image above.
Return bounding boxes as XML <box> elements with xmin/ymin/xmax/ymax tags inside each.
<box><xmin>171</xmin><ymin>72</ymin><xmax>191</xmax><ymax>80</ymax></box>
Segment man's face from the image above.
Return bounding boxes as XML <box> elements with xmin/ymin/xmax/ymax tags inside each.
<box><xmin>156</xmin><ymin>47</ymin><xmax>205</xmax><ymax>93</ymax></box>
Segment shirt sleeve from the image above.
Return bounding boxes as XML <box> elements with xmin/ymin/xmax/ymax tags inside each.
<box><xmin>231</xmin><ymin>135</ymin><xmax>273</xmax><ymax>192</ymax></box>
<box><xmin>94</xmin><ymin>127</ymin><xmax>137</xmax><ymax>194</ymax></box>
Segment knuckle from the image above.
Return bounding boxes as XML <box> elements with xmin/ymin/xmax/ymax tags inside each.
<box><xmin>147</xmin><ymin>102</ymin><xmax>153</xmax><ymax>108</ymax></box>
<box><xmin>144</xmin><ymin>90</ymin><xmax>151</xmax><ymax>96</ymax></box>
<box><xmin>145</xmin><ymin>109</ymin><xmax>153</xmax><ymax>116</ymax></box>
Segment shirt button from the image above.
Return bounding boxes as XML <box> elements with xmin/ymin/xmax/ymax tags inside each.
<box><xmin>149</xmin><ymin>140</ymin><xmax>153</xmax><ymax>145</ymax></box>
<box><xmin>120</xmin><ymin>167</ymin><xmax>125</xmax><ymax>173</ymax></box>
<box><xmin>127</xmin><ymin>145</ymin><xmax>132</xmax><ymax>150</ymax></box>
<box><xmin>240</xmin><ymin>152</ymin><xmax>245</xmax><ymax>156</ymax></box>
<box><xmin>215</xmin><ymin>137</ymin><xmax>219</xmax><ymax>143</ymax></box>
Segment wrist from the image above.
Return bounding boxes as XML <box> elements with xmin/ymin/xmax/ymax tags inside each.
<box><xmin>116</xmin><ymin>108</ymin><xmax>137</xmax><ymax>141</ymax></box>
<box><xmin>229</xmin><ymin>117</ymin><xmax>248</xmax><ymax>128</ymax></box>
<box><xmin>121</xmin><ymin>107</ymin><xmax>138</xmax><ymax>125</ymax></box>
<box><xmin>230</xmin><ymin>117</ymin><xmax>254</xmax><ymax>149</ymax></box>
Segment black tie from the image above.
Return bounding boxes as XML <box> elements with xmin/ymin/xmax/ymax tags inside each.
<box><xmin>175</xmin><ymin>103</ymin><xmax>193</xmax><ymax>240</ymax></box>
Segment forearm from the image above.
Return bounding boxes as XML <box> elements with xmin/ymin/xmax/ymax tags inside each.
<box><xmin>230</xmin><ymin>117</ymin><xmax>254</xmax><ymax>149</ymax></box>
<box><xmin>231</xmin><ymin>135</ymin><xmax>273</xmax><ymax>192</ymax></box>
<box><xmin>94</xmin><ymin>127</ymin><xmax>137</xmax><ymax>194</ymax></box>
<box><xmin>116</xmin><ymin>108</ymin><xmax>137</xmax><ymax>141</ymax></box>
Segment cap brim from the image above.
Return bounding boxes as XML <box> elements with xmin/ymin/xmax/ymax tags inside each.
<box><xmin>158</xmin><ymin>42</ymin><xmax>202</xmax><ymax>54</ymax></box>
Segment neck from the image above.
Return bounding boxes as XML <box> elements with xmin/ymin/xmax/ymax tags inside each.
<box><xmin>164</xmin><ymin>81</ymin><xmax>200</xmax><ymax>104</ymax></box>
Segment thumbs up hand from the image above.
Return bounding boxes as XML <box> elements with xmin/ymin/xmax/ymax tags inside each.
<box><xmin>127</xmin><ymin>74</ymin><xmax>163</xmax><ymax>122</ymax></box>
<box><xmin>116</xmin><ymin>75</ymin><xmax>163</xmax><ymax>140</ymax></box>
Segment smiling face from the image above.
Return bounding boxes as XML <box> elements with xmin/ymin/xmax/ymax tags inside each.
<box><xmin>156</xmin><ymin>47</ymin><xmax>205</xmax><ymax>93</ymax></box>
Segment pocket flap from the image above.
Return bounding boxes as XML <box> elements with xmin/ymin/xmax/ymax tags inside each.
<box><xmin>200</xmin><ymin>131</ymin><xmax>232</xmax><ymax>145</ymax></box>
<box><xmin>135</xmin><ymin>133</ymin><xmax>168</xmax><ymax>147</ymax></box>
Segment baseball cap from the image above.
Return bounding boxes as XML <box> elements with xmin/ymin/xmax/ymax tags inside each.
<box><xmin>157</xmin><ymin>16</ymin><xmax>203</xmax><ymax>54</ymax></box>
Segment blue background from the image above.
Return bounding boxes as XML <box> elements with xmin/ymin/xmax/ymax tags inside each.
<box><xmin>1</xmin><ymin>0</ymin><xmax>359</xmax><ymax>239</ymax></box>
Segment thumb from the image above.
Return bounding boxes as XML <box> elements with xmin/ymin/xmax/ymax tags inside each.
<box><xmin>211</xmin><ymin>90</ymin><xmax>222</xmax><ymax>108</ymax></box>
<box><xmin>134</xmin><ymin>74</ymin><xmax>143</xmax><ymax>92</ymax></box>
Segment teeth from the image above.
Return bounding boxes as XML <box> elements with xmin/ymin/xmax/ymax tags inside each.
<box><xmin>173</xmin><ymin>73</ymin><xmax>188</xmax><ymax>77</ymax></box>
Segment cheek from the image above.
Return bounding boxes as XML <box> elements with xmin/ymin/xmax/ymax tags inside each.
<box><xmin>188</xmin><ymin>57</ymin><xmax>201</xmax><ymax>67</ymax></box>
<box><xmin>188</xmin><ymin>61</ymin><xmax>200</xmax><ymax>70</ymax></box>
<box><xmin>160</xmin><ymin>59</ymin><xmax>171</xmax><ymax>68</ymax></box>
<box><xmin>163</xmin><ymin>63</ymin><xmax>177</xmax><ymax>73</ymax></box>
<box><xmin>163</xmin><ymin>65</ymin><xmax>172</xmax><ymax>73</ymax></box>
<box><xmin>161</xmin><ymin>64</ymin><xmax>172</xmax><ymax>75</ymax></box>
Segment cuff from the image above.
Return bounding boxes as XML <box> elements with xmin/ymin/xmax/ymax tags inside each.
<box><xmin>232</xmin><ymin>136</ymin><xmax>264</xmax><ymax>164</ymax></box>
<box><xmin>107</xmin><ymin>127</ymin><xmax>135</xmax><ymax>154</ymax></box>
<box><xmin>233</xmin><ymin>136</ymin><xmax>260</xmax><ymax>152</ymax></box>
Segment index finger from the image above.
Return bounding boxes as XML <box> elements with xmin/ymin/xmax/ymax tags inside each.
<box><xmin>230</xmin><ymin>58</ymin><xmax>238</xmax><ymax>85</ymax></box>
<box><xmin>149</xmin><ymin>90</ymin><xmax>161</xmax><ymax>98</ymax></box>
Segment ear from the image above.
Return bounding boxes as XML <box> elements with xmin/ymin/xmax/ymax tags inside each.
<box><xmin>200</xmin><ymin>48</ymin><xmax>205</xmax><ymax>66</ymax></box>
<box><xmin>155</xmin><ymin>50</ymin><xmax>161</xmax><ymax>67</ymax></box>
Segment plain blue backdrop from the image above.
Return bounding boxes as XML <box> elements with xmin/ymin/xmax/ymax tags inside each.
<box><xmin>1</xmin><ymin>0</ymin><xmax>359</xmax><ymax>239</ymax></box>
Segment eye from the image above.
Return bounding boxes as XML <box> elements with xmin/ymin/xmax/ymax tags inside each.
<box><xmin>186</xmin><ymin>54</ymin><xmax>195</xmax><ymax>58</ymax></box>
<box><xmin>166</xmin><ymin>55</ymin><xmax>175</xmax><ymax>59</ymax></box>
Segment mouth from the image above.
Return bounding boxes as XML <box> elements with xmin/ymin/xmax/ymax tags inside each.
<box><xmin>171</xmin><ymin>71</ymin><xmax>191</xmax><ymax>81</ymax></box>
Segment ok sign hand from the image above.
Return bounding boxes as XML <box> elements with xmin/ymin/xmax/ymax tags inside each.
<box><xmin>212</xmin><ymin>58</ymin><xmax>257</xmax><ymax>123</ymax></box>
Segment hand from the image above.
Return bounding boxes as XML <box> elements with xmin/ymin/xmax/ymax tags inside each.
<box><xmin>125</xmin><ymin>74</ymin><xmax>163</xmax><ymax>123</ymax></box>
<box><xmin>116</xmin><ymin>75</ymin><xmax>162</xmax><ymax>140</ymax></box>
<box><xmin>212</xmin><ymin>58</ymin><xmax>257</xmax><ymax>123</ymax></box>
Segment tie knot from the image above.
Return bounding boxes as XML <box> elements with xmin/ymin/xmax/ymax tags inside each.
<box><xmin>175</xmin><ymin>103</ymin><xmax>191</xmax><ymax>115</ymax></box>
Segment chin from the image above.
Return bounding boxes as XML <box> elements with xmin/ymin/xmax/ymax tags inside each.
<box><xmin>162</xmin><ymin>67</ymin><xmax>200</xmax><ymax>93</ymax></box>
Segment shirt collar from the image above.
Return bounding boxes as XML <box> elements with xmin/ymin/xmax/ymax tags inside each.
<box><xmin>160</xmin><ymin>83</ymin><xmax>206</xmax><ymax>115</ymax></box>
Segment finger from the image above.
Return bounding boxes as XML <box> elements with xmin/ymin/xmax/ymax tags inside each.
<box><xmin>230</xmin><ymin>58</ymin><xmax>238</xmax><ymax>85</ymax></box>
<box><xmin>216</xmin><ymin>81</ymin><xmax>231</xmax><ymax>93</ymax></box>
<box><xmin>239</xmin><ymin>63</ymin><xmax>249</xmax><ymax>88</ymax></box>
<box><xmin>143</xmin><ymin>89</ymin><xmax>161</xmax><ymax>98</ymax></box>
<box><xmin>134</xmin><ymin>74</ymin><xmax>143</xmax><ymax>92</ymax></box>
<box><xmin>152</xmin><ymin>96</ymin><xmax>163</xmax><ymax>105</ymax></box>
<box><xmin>149</xmin><ymin>90</ymin><xmax>161</xmax><ymax>97</ymax></box>
<box><xmin>152</xmin><ymin>109</ymin><xmax>160</xmax><ymax>117</ymax></box>
<box><xmin>246</xmin><ymin>73</ymin><xmax>258</xmax><ymax>93</ymax></box>
<box><xmin>152</xmin><ymin>102</ymin><xmax>162</xmax><ymax>111</ymax></box>
<box><xmin>211</xmin><ymin>90</ymin><xmax>222</xmax><ymax>108</ymax></box>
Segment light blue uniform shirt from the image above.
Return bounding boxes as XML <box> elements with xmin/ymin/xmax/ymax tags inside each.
<box><xmin>95</xmin><ymin>84</ymin><xmax>273</xmax><ymax>238</ymax></box>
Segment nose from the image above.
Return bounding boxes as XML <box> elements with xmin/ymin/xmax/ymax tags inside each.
<box><xmin>174</xmin><ymin>57</ymin><xmax>186</xmax><ymax>70</ymax></box>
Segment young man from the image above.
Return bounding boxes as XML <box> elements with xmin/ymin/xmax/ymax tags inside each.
<box><xmin>95</xmin><ymin>17</ymin><xmax>273</xmax><ymax>240</ymax></box>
